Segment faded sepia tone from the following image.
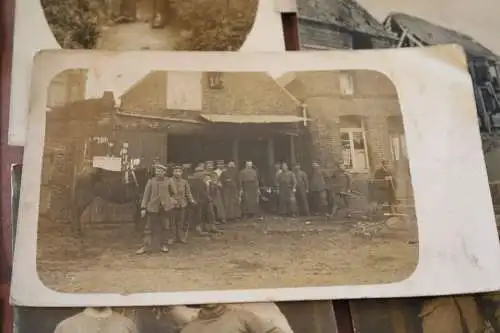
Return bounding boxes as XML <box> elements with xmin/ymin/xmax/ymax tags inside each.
<box><xmin>15</xmin><ymin>301</ymin><xmax>337</xmax><ymax>333</ymax></box>
<box><xmin>350</xmin><ymin>293</ymin><xmax>500</xmax><ymax>333</ymax></box>
<box><xmin>40</xmin><ymin>0</ymin><xmax>258</xmax><ymax>50</ymax></box>
<box><xmin>13</xmin><ymin>49</ymin><xmax>499</xmax><ymax>306</ymax></box>
<box><xmin>36</xmin><ymin>68</ymin><xmax>417</xmax><ymax>294</ymax></box>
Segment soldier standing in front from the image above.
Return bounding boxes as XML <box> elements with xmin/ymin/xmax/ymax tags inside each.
<box><xmin>293</xmin><ymin>163</ymin><xmax>310</xmax><ymax>216</ymax></box>
<box><xmin>276</xmin><ymin>163</ymin><xmax>297</xmax><ymax>216</ymax></box>
<box><xmin>239</xmin><ymin>161</ymin><xmax>260</xmax><ymax>219</ymax></box>
<box><xmin>309</xmin><ymin>162</ymin><xmax>329</xmax><ymax>216</ymax></box>
<box><xmin>169</xmin><ymin>165</ymin><xmax>196</xmax><ymax>244</ymax></box>
<box><xmin>137</xmin><ymin>164</ymin><xmax>174</xmax><ymax>254</ymax></box>
<box><xmin>220</xmin><ymin>161</ymin><xmax>241</xmax><ymax>221</ymax></box>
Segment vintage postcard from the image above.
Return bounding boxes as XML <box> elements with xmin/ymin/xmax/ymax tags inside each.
<box><xmin>10</xmin><ymin>48</ymin><xmax>500</xmax><ymax>306</ymax></box>
<box><xmin>9</xmin><ymin>0</ymin><xmax>289</xmax><ymax>146</ymax></box>
<box><xmin>15</xmin><ymin>301</ymin><xmax>337</xmax><ymax>333</ymax></box>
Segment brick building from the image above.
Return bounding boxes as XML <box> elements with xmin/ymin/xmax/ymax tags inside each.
<box><xmin>293</xmin><ymin>0</ymin><xmax>397</xmax><ymax>50</ymax></box>
<box><xmin>118</xmin><ymin>71</ymin><xmax>304</xmax><ymax>180</ymax></box>
<box><xmin>283</xmin><ymin>70</ymin><xmax>407</xmax><ymax>178</ymax></box>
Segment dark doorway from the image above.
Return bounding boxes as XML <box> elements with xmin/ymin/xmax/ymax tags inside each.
<box><xmin>274</xmin><ymin>135</ymin><xmax>292</xmax><ymax>165</ymax></box>
<box><xmin>352</xmin><ymin>33</ymin><xmax>373</xmax><ymax>49</ymax></box>
<box><xmin>238</xmin><ymin>137</ymin><xmax>268</xmax><ymax>175</ymax></box>
<box><xmin>167</xmin><ymin>135</ymin><xmax>233</xmax><ymax>165</ymax></box>
<box><xmin>281</xmin><ymin>13</ymin><xmax>300</xmax><ymax>51</ymax></box>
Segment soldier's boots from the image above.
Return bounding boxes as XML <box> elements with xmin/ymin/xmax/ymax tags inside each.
<box><xmin>195</xmin><ymin>225</ymin><xmax>209</xmax><ymax>236</ymax></box>
<box><xmin>135</xmin><ymin>246</ymin><xmax>151</xmax><ymax>255</ymax></box>
<box><xmin>207</xmin><ymin>224</ymin><xmax>223</xmax><ymax>235</ymax></box>
<box><xmin>135</xmin><ymin>245</ymin><xmax>168</xmax><ymax>255</ymax></box>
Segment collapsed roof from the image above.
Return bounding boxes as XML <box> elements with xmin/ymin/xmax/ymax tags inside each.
<box><xmin>386</xmin><ymin>13</ymin><xmax>497</xmax><ymax>58</ymax></box>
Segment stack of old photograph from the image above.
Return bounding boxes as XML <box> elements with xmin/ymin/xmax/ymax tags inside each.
<box><xmin>6</xmin><ymin>0</ymin><xmax>500</xmax><ymax>332</ymax></box>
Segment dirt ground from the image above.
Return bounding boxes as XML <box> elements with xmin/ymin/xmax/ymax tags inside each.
<box><xmin>36</xmin><ymin>215</ymin><xmax>419</xmax><ymax>294</ymax></box>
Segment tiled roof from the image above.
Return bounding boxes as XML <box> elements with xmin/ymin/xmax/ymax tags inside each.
<box><xmin>296</xmin><ymin>0</ymin><xmax>396</xmax><ymax>38</ymax></box>
<box><xmin>388</xmin><ymin>13</ymin><xmax>496</xmax><ymax>58</ymax></box>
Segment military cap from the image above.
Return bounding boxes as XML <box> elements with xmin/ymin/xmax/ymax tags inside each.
<box><xmin>154</xmin><ymin>164</ymin><xmax>168</xmax><ymax>171</ymax></box>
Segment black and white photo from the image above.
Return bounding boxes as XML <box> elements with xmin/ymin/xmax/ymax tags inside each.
<box><xmin>36</xmin><ymin>67</ymin><xmax>419</xmax><ymax>294</ymax></box>
<box><xmin>11</xmin><ymin>50</ymin><xmax>500</xmax><ymax>306</ymax></box>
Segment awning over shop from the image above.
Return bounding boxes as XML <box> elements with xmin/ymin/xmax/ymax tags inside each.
<box><xmin>200</xmin><ymin>114</ymin><xmax>307</xmax><ymax>124</ymax></box>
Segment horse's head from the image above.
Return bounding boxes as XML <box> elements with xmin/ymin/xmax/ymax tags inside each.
<box><xmin>131</xmin><ymin>168</ymin><xmax>151</xmax><ymax>189</ymax></box>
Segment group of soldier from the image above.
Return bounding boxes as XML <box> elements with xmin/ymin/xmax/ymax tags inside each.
<box><xmin>135</xmin><ymin>158</ymin><xmax>358</xmax><ymax>255</ymax></box>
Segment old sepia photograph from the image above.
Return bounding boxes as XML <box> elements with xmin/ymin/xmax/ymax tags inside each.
<box><xmin>40</xmin><ymin>0</ymin><xmax>258</xmax><ymax>50</ymax></box>
<box><xmin>35</xmin><ymin>67</ymin><xmax>419</xmax><ymax>294</ymax></box>
<box><xmin>11</xmin><ymin>50</ymin><xmax>500</xmax><ymax>305</ymax></box>
<box><xmin>15</xmin><ymin>301</ymin><xmax>337</xmax><ymax>333</ymax></box>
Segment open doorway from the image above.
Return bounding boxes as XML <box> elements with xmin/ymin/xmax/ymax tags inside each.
<box><xmin>167</xmin><ymin>135</ymin><xmax>233</xmax><ymax>165</ymax></box>
<box><xmin>352</xmin><ymin>33</ymin><xmax>373</xmax><ymax>49</ymax></box>
<box><xmin>238</xmin><ymin>137</ymin><xmax>268</xmax><ymax>177</ymax></box>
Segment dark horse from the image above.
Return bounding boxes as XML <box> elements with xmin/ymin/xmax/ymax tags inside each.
<box><xmin>71</xmin><ymin>167</ymin><xmax>152</xmax><ymax>235</ymax></box>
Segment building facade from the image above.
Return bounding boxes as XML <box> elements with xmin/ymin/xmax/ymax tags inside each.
<box><xmin>284</xmin><ymin>70</ymin><xmax>407</xmax><ymax>176</ymax></box>
<box><xmin>294</xmin><ymin>0</ymin><xmax>397</xmax><ymax>50</ymax></box>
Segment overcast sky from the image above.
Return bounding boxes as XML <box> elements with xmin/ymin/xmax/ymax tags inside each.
<box><xmin>355</xmin><ymin>0</ymin><xmax>500</xmax><ymax>55</ymax></box>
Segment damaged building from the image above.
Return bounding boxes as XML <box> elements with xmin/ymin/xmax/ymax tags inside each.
<box><xmin>288</xmin><ymin>0</ymin><xmax>397</xmax><ymax>50</ymax></box>
<box><xmin>384</xmin><ymin>13</ymin><xmax>500</xmax><ymax>133</ymax></box>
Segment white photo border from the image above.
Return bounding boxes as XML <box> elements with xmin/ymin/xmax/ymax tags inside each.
<box><xmin>11</xmin><ymin>46</ymin><xmax>500</xmax><ymax>306</ymax></box>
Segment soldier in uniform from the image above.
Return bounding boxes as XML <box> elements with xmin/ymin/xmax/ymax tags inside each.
<box><xmin>181</xmin><ymin>164</ymin><xmax>192</xmax><ymax>180</ymax></box>
<box><xmin>269</xmin><ymin>163</ymin><xmax>282</xmax><ymax>213</ymax></box>
<box><xmin>169</xmin><ymin>165</ymin><xmax>196</xmax><ymax>244</ymax></box>
<box><xmin>198</xmin><ymin>174</ymin><xmax>223</xmax><ymax>234</ymax></box>
<box><xmin>309</xmin><ymin>162</ymin><xmax>328</xmax><ymax>216</ymax></box>
<box><xmin>373</xmin><ymin>159</ymin><xmax>397</xmax><ymax>213</ymax></box>
<box><xmin>239</xmin><ymin>161</ymin><xmax>260</xmax><ymax>218</ymax></box>
<box><xmin>276</xmin><ymin>163</ymin><xmax>297</xmax><ymax>216</ymax></box>
<box><xmin>293</xmin><ymin>163</ymin><xmax>310</xmax><ymax>216</ymax></box>
<box><xmin>188</xmin><ymin>164</ymin><xmax>209</xmax><ymax>236</ymax></box>
<box><xmin>329</xmin><ymin>161</ymin><xmax>352</xmax><ymax>216</ymax></box>
<box><xmin>137</xmin><ymin>164</ymin><xmax>174</xmax><ymax>254</ymax></box>
<box><xmin>206</xmin><ymin>161</ymin><xmax>226</xmax><ymax>224</ymax></box>
<box><xmin>214</xmin><ymin>160</ymin><xmax>225</xmax><ymax>178</ymax></box>
<box><xmin>220</xmin><ymin>161</ymin><xmax>241</xmax><ymax>221</ymax></box>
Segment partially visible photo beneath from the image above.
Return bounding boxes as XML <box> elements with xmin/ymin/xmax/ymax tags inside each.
<box><xmin>15</xmin><ymin>301</ymin><xmax>337</xmax><ymax>333</ymax></box>
<box><xmin>36</xmin><ymin>68</ymin><xmax>418</xmax><ymax>294</ymax></box>
<box><xmin>40</xmin><ymin>0</ymin><xmax>259</xmax><ymax>50</ymax></box>
<box><xmin>350</xmin><ymin>294</ymin><xmax>500</xmax><ymax>333</ymax></box>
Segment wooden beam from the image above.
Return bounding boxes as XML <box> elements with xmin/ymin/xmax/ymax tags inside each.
<box><xmin>404</xmin><ymin>30</ymin><xmax>425</xmax><ymax>47</ymax></box>
<box><xmin>289</xmin><ymin>135</ymin><xmax>296</xmax><ymax>165</ymax></box>
<box><xmin>267</xmin><ymin>137</ymin><xmax>275</xmax><ymax>170</ymax></box>
<box><xmin>396</xmin><ymin>29</ymin><xmax>408</xmax><ymax>48</ymax></box>
<box><xmin>116</xmin><ymin>110</ymin><xmax>203</xmax><ymax>124</ymax></box>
